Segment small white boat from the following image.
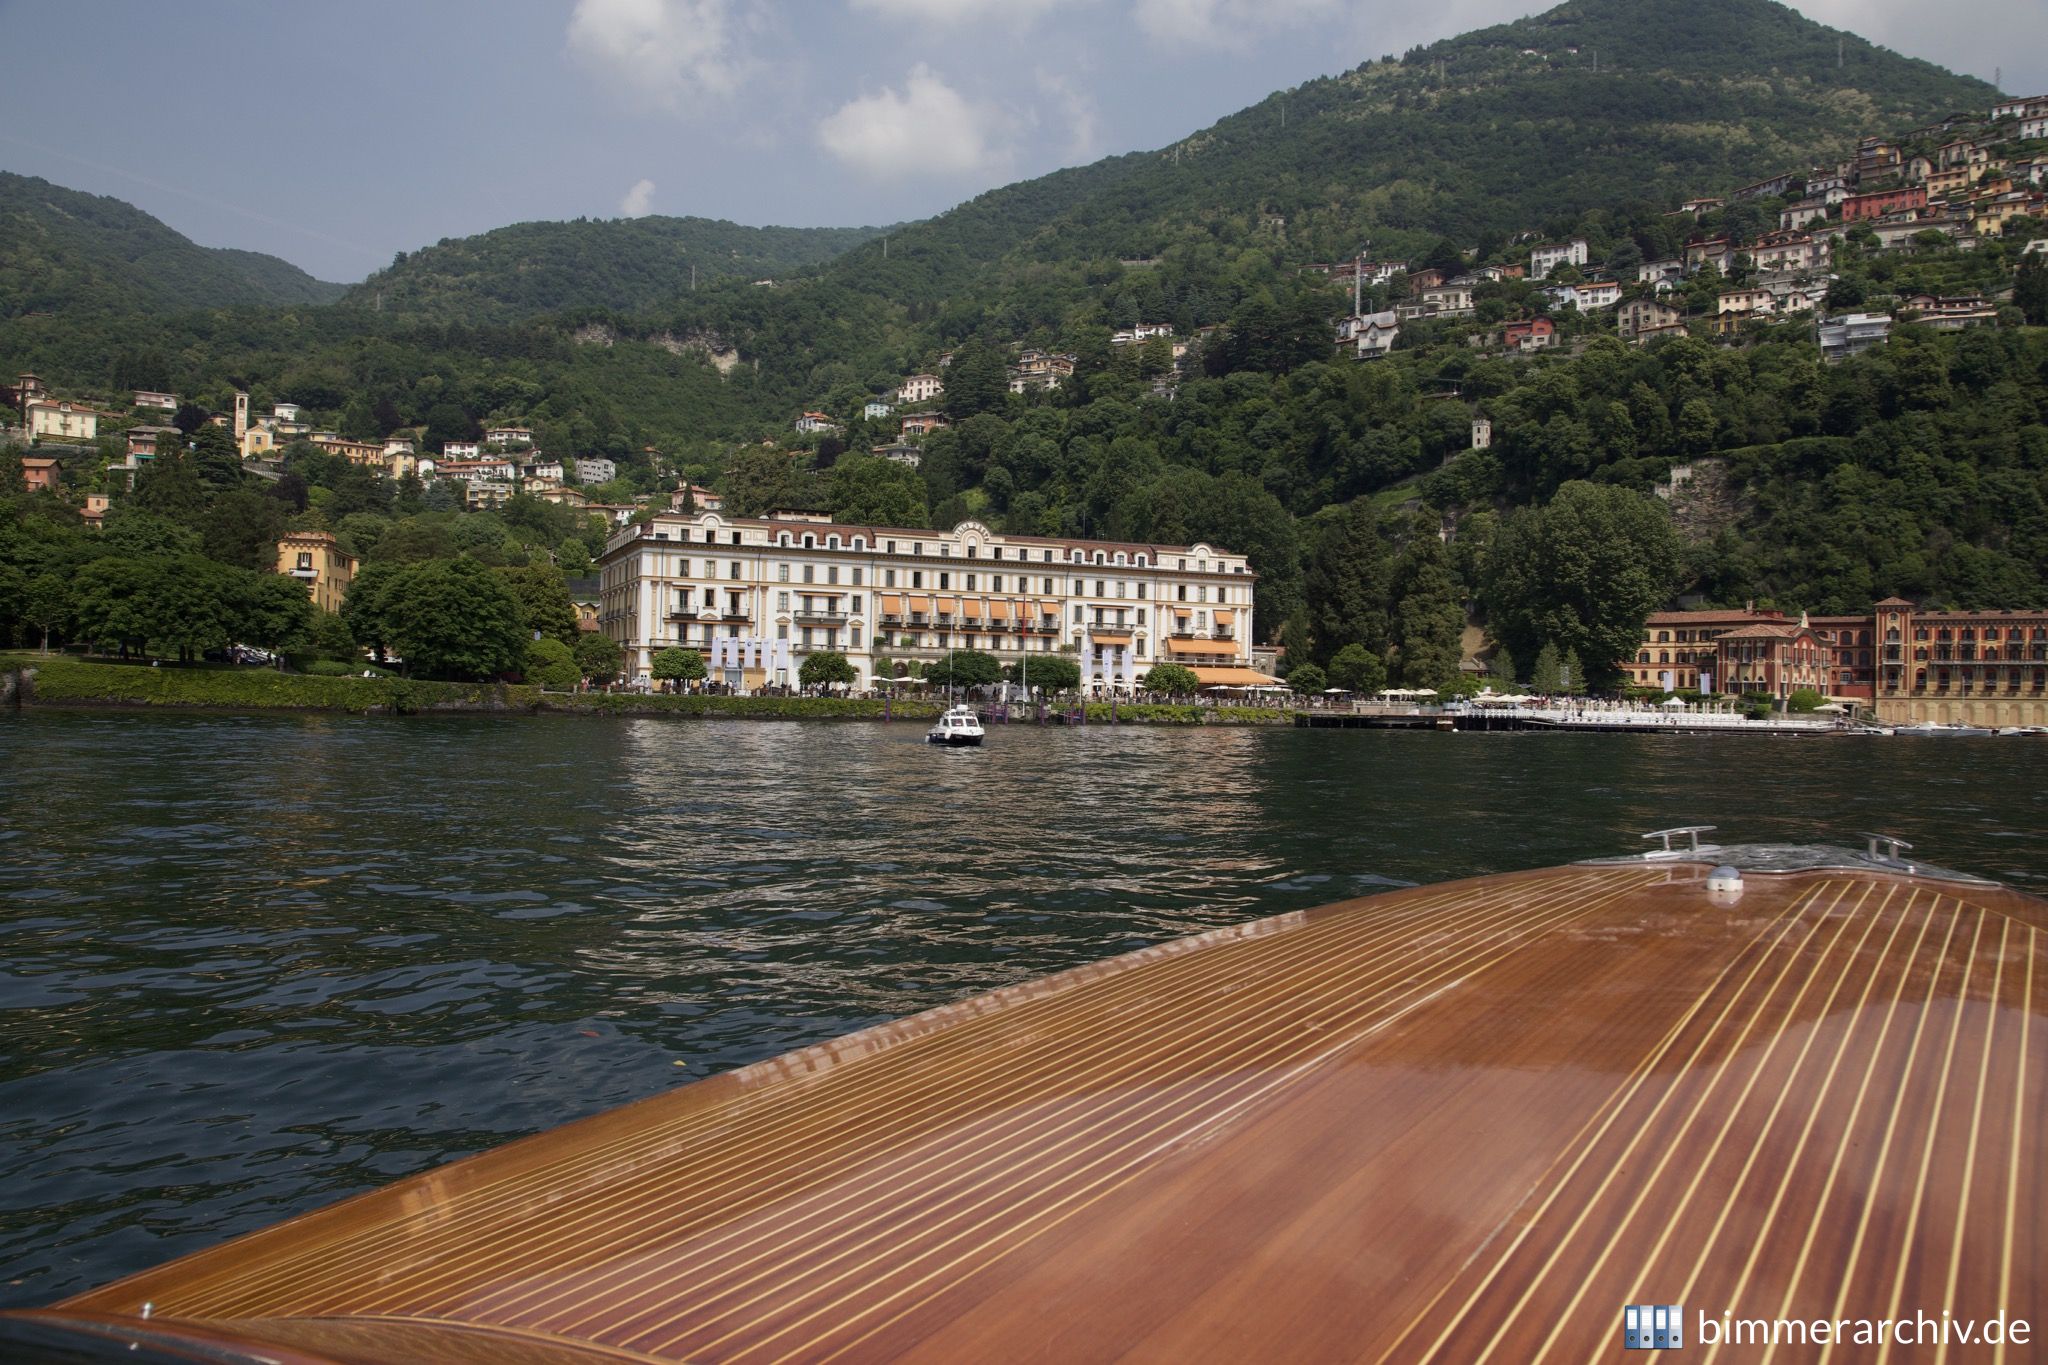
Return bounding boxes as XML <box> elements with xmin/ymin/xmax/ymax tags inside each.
<box><xmin>926</xmin><ymin>704</ymin><xmax>985</xmax><ymax>747</ymax></box>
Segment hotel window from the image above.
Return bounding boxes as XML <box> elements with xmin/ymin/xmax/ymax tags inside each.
<box><xmin>828</xmin><ymin>566</ymin><xmax>839</xmax><ymax>585</ymax></box>
<box><xmin>912</xmin><ymin>571</ymin><xmax>923</xmax><ymax>588</ymax></box>
<box><xmin>967</xmin><ymin>545</ymin><xmax>977</xmax><ymax>558</ymax></box>
<box><xmin>803</xmin><ymin>565</ymin><xmax>814</xmax><ymax>584</ymax></box>
<box><xmin>295</xmin><ymin>552</ymin><xmax>312</xmax><ymax>571</ymax></box>
<box><xmin>1138</xmin><ymin>583</ymin><xmax>1147</xmax><ymax>599</ymax></box>
<box><xmin>777</xmin><ymin>591</ymin><xmax>789</xmax><ymax>610</ymax></box>
<box><xmin>885</xmin><ymin>569</ymin><xmax>896</xmax><ymax>587</ymax></box>
<box><xmin>992</xmin><ymin>547</ymin><xmax>1003</xmax><ymax>560</ymax></box>
<box><xmin>991</xmin><ymin>575</ymin><xmax>1003</xmax><ymax>591</ymax></box>
<box><xmin>914</xmin><ymin>543</ymin><xmax>924</xmax><ymax>555</ymax></box>
<box><xmin>1095</xmin><ymin>580</ymin><xmax>1105</xmax><ymax>597</ymax></box>
<box><xmin>1137</xmin><ymin>609</ymin><xmax>1146</xmax><ymax>626</ymax></box>
<box><xmin>778</xmin><ymin>623</ymin><xmax>789</xmax><ymax>640</ymax></box>
<box><xmin>966</xmin><ymin>574</ymin><xmax>976</xmax><ymax>590</ymax></box>
<box><xmin>939</xmin><ymin>573</ymin><xmax>950</xmax><ymax>590</ymax></box>
<box><xmin>940</xmin><ymin>545</ymin><xmax>951</xmax><ymax>557</ymax></box>
<box><xmin>778</xmin><ymin>563</ymin><xmax>790</xmax><ymax>581</ymax></box>
<box><xmin>730</xmin><ymin>532</ymin><xmax>741</xmax><ymax>545</ymax></box>
<box><xmin>803</xmin><ymin>535</ymin><xmax>815</xmax><ymax>548</ymax></box>
<box><xmin>1043</xmin><ymin>550</ymin><xmax>1053</xmax><ymax>562</ymax></box>
<box><xmin>1178</xmin><ymin>585</ymin><xmax>1188</xmax><ymax>601</ymax></box>
<box><xmin>850</xmin><ymin>625</ymin><xmax>861</xmax><ymax>647</ymax></box>
<box><xmin>851</xmin><ymin>568</ymin><xmax>862</xmax><ymax>585</ymax></box>
<box><xmin>851</xmin><ymin>595</ymin><xmax>862</xmax><ymax>613</ymax></box>
<box><xmin>729</xmin><ymin>561</ymin><xmax>742</xmax><ymax>578</ymax></box>
<box><xmin>887</xmin><ymin>540</ymin><xmax>897</xmax><ymax>553</ymax></box>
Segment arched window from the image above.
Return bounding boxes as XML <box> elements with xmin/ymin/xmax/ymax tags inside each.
<box><xmin>851</xmin><ymin>537</ymin><xmax>865</xmax><ymax>551</ymax></box>
<box><xmin>777</xmin><ymin>532</ymin><xmax>791</xmax><ymax>546</ymax></box>
<box><xmin>803</xmin><ymin>534</ymin><xmax>816</xmax><ymax>548</ymax></box>
<box><xmin>827</xmin><ymin>534</ymin><xmax>840</xmax><ymax>549</ymax></box>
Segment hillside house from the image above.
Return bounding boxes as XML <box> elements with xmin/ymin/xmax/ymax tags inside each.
<box><xmin>794</xmin><ymin>412</ymin><xmax>839</xmax><ymax>434</ymax></box>
<box><xmin>1818</xmin><ymin>313</ymin><xmax>1892</xmax><ymax>363</ymax></box>
<box><xmin>1419</xmin><ymin>285</ymin><xmax>1476</xmax><ymax>317</ymax></box>
<box><xmin>1556</xmin><ymin>280</ymin><xmax>1619</xmax><ymax>310</ymax></box>
<box><xmin>25</xmin><ymin>399</ymin><xmax>99</xmax><ymax>442</ymax></box>
<box><xmin>871</xmin><ymin>441</ymin><xmax>922</xmax><ymax>468</ymax></box>
<box><xmin>521</xmin><ymin>459</ymin><xmax>566</xmax><ymax>481</ymax></box>
<box><xmin>1528</xmin><ymin>239</ymin><xmax>1588</xmax><ymax>279</ymax></box>
<box><xmin>2023</xmin><ymin>116</ymin><xmax>2048</xmax><ymax>141</ymax></box>
<box><xmin>132</xmin><ymin>390</ymin><xmax>177</xmax><ymax>411</ymax></box>
<box><xmin>1685</xmin><ymin>237</ymin><xmax>1735</xmax><ymax>275</ymax></box>
<box><xmin>1337</xmin><ymin>310</ymin><xmax>1400</xmax><ymax>360</ymax></box>
<box><xmin>1715</xmin><ymin>288</ymin><xmax>1777</xmax><ymax>334</ymax></box>
<box><xmin>1991</xmin><ymin>95</ymin><xmax>2048</xmax><ymax>121</ymax></box>
<box><xmin>1855</xmin><ymin>138</ymin><xmax>1902</xmax><ymax>180</ymax></box>
<box><xmin>896</xmin><ymin>373</ymin><xmax>943</xmax><ymax>404</ymax></box>
<box><xmin>900</xmin><ymin>413</ymin><xmax>950</xmax><ymax>438</ymax></box>
<box><xmin>1110</xmin><ymin>323</ymin><xmax>1174</xmax><ymax>346</ymax></box>
<box><xmin>669</xmin><ymin>484</ymin><xmax>723</xmax><ymax>512</ymax></box>
<box><xmin>1751</xmin><ymin>231</ymin><xmax>1824</xmax><ymax>273</ymax></box>
<box><xmin>1735</xmin><ymin>172</ymin><xmax>1795</xmax><ymax>201</ymax></box>
<box><xmin>1674</xmin><ymin>197</ymin><xmax>1724</xmax><ymax>216</ymax></box>
<box><xmin>1617</xmin><ymin>298</ymin><xmax>1685</xmax><ymax>341</ymax></box>
<box><xmin>21</xmin><ymin>457</ymin><xmax>60</xmax><ymax>493</ymax></box>
<box><xmin>127</xmin><ymin>425</ymin><xmax>179</xmax><ymax>458</ymax></box>
<box><xmin>1779</xmin><ymin>199</ymin><xmax>1829</xmax><ymax>231</ymax></box>
<box><xmin>1843</xmin><ymin>186</ymin><xmax>1927</xmax><ymax>222</ymax></box>
<box><xmin>1501</xmin><ymin>317</ymin><xmax>1557</xmax><ymax>352</ymax></box>
<box><xmin>575</xmin><ymin>458</ymin><xmax>617</xmax><ymax>484</ymax></box>
<box><xmin>1900</xmin><ymin>294</ymin><xmax>1999</xmax><ymax>330</ymax></box>
<box><xmin>442</xmin><ymin>440</ymin><xmax>481</xmax><ymax>459</ymax></box>
<box><xmin>862</xmin><ymin>400</ymin><xmax>894</xmax><ymax>420</ymax></box>
<box><xmin>484</xmin><ymin>426</ymin><xmax>534</xmax><ymax>447</ymax></box>
<box><xmin>1638</xmin><ymin>258</ymin><xmax>1685</xmax><ymax>292</ymax></box>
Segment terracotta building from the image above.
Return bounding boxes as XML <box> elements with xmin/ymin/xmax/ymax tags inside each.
<box><xmin>1875</xmin><ymin>597</ymin><xmax>2048</xmax><ymax>727</ymax></box>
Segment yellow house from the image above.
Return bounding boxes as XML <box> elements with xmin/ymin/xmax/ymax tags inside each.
<box><xmin>241</xmin><ymin>425</ymin><xmax>277</xmax><ymax>459</ymax></box>
<box><xmin>277</xmin><ymin>530</ymin><xmax>357</xmax><ymax>615</ymax></box>
<box><xmin>26</xmin><ymin>399</ymin><xmax>98</xmax><ymax>441</ymax></box>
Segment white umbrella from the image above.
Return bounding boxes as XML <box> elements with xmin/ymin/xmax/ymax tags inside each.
<box><xmin>1661</xmin><ymin>696</ymin><xmax>1686</xmax><ymax>707</ymax></box>
<box><xmin>1322</xmin><ymin>687</ymin><xmax>1349</xmax><ymax>694</ymax></box>
<box><xmin>1411</xmin><ymin>688</ymin><xmax>1439</xmax><ymax>697</ymax></box>
<box><xmin>1814</xmin><ymin>702</ymin><xmax>1846</xmax><ymax>713</ymax></box>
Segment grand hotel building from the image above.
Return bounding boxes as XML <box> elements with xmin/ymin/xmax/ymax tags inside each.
<box><xmin>598</xmin><ymin>511</ymin><xmax>1265</xmax><ymax>691</ymax></box>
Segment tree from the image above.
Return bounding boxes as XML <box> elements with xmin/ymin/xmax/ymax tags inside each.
<box><xmin>524</xmin><ymin>636</ymin><xmax>580</xmax><ymax>690</ymax></box>
<box><xmin>1006</xmin><ymin>653</ymin><xmax>1079</xmax><ymax>692</ymax></box>
<box><xmin>1482</xmin><ymin>482</ymin><xmax>1682</xmax><ymax>691</ymax></box>
<box><xmin>2015</xmin><ymin>256</ymin><xmax>2048</xmax><ymax>327</ymax></box>
<box><xmin>497</xmin><ymin>563</ymin><xmax>579</xmax><ymax>644</ymax></box>
<box><xmin>651</xmin><ymin>646</ymin><xmax>706</xmax><ymax>689</ymax></box>
<box><xmin>1388</xmin><ymin>535</ymin><xmax>1466</xmax><ymax>688</ymax></box>
<box><xmin>1487</xmin><ymin>647</ymin><xmax>1517</xmax><ymax>685</ymax></box>
<box><xmin>922</xmin><ymin>649</ymin><xmax>1002</xmax><ymax>689</ymax></box>
<box><xmin>237</xmin><ymin>573</ymin><xmax>316</xmax><ymax>660</ymax></box>
<box><xmin>828</xmin><ymin>455</ymin><xmax>928</xmax><ymax>527</ymax></box>
<box><xmin>1327</xmin><ymin>642</ymin><xmax>1386</xmax><ymax>694</ymax></box>
<box><xmin>1302</xmin><ymin>499</ymin><xmax>1390</xmax><ymax>664</ymax></box>
<box><xmin>340</xmin><ymin>559</ymin><xmax>404</xmax><ymax>661</ymax></box>
<box><xmin>1142</xmin><ymin>662</ymin><xmax>1199</xmax><ymax>697</ymax></box>
<box><xmin>23</xmin><ymin>572</ymin><xmax>68</xmax><ymax>653</ymax></box>
<box><xmin>1288</xmin><ymin>662</ymin><xmax>1328</xmax><ymax>693</ymax></box>
<box><xmin>385</xmin><ymin>558</ymin><xmax>527</xmax><ymax>680</ymax></box>
<box><xmin>1530</xmin><ymin>641</ymin><xmax>1564</xmax><ymax>693</ymax></box>
<box><xmin>799</xmin><ymin>649</ymin><xmax>858</xmax><ymax>690</ymax></box>
<box><xmin>942</xmin><ymin>341</ymin><xmax>1011</xmax><ymax>421</ymax></box>
<box><xmin>574</xmin><ymin>630</ymin><xmax>624</xmax><ymax>684</ymax></box>
<box><xmin>71</xmin><ymin>558</ymin><xmax>156</xmax><ymax>657</ymax></box>
<box><xmin>189</xmin><ymin>425</ymin><xmax>243</xmax><ymax>491</ymax></box>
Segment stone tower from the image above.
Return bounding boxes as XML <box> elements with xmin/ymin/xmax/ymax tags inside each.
<box><xmin>234</xmin><ymin>390</ymin><xmax>249</xmax><ymax>440</ymax></box>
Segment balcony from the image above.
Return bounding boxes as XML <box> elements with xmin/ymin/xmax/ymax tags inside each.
<box><xmin>793</xmin><ymin>609</ymin><xmax>849</xmax><ymax>625</ymax></box>
<box><xmin>668</xmin><ymin>609</ymin><xmax>752</xmax><ymax>624</ymax></box>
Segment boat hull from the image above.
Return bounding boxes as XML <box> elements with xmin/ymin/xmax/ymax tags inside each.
<box><xmin>10</xmin><ymin>854</ymin><xmax>2045</xmax><ymax>1364</ymax></box>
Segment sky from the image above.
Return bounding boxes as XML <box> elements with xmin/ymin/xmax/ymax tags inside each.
<box><xmin>3</xmin><ymin>0</ymin><xmax>2045</xmax><ymax>284</ymax></box>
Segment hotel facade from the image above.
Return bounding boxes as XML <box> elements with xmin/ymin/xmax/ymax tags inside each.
<box><xmin>1627</xmin><ymin>597</ymin><xmax>2048</xmax><ymax>726</ymax></box>
<box><xmin>598</xmin><ymin>512</ymin><xmax>1264</xmax><ymax>692</ymax></box>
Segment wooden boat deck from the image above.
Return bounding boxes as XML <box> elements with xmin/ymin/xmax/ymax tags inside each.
<box><xmin>16</xmin><ymin>858</ymin><xmax>2047</xmax><ymax>1363</ymax></box>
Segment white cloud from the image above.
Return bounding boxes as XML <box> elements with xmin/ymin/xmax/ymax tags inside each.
<box><xmin>817</xmin><ymin>65</ymin><xmax>1006</xmax><ymax>178</ymax></box>
<box><xmin>565</xmin><ymin>0</ymin><xmax>758</xmax><ymax>109</ymax></box>
<box><xmin>1131</xmin><ymin>0</ymin><xmax>1340</xmax><ymax>52</ymax></box>
<box><xmin>851</xmin><ymin>0</ymin><xmax>1074</xmax><ymax>26</ymax></box>
<box><xmin>1035</xmin><ymin>69</ymin><xmax>1100</xmax><ymax>162</ymax></box>
<box><xmin>619</xmin><ymin>178</ymin><xmax>657</xmax><ymax>216</ymax></box>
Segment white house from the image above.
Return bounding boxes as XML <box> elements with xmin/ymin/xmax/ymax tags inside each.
<box><xmin>1338</xmin><ymin>310</ymin><xmax>1400</xmax><ymax>360</ymax></box>
<box><xmin>485</xmin><ymin>426</ymin><xmax>534</xmax><ymax>448</ymax></box>
<box><xmin>442</xmin><ymin>440</ymin><xmax>481</xmax><ymax>459</ymax></box>
<box><xmin>1817</xmin><ymin>313</ymin><xmax>1892</xmax><ymax>363</ymax></box>
<box><xmin>1110</xmin><ymin>323</ymin><xmax>1175</xmax><ymax>346</ymax></box>
<box><xmin>1529</xmin><ymin>239</ymin><xmax>1589</xmax><ymax>279</ymax></box>
<box><xmin>575</xmin><ymin>457</ymin><xmax>617</xmax><ymax>484</ymax></box>
<box><xmin>863</xmin><ymin>400</ymin><xmax>894</xmax><ymax>420</ymax></box>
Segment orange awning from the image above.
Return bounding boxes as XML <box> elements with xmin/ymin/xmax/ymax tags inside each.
<box><xmin>881</xmin><ymin>595</ymin><xmax>904</xmax><ymax>614</ymax></box>
<box><xmin>910</xmin><ymin>596</ymin><xmax>933</xmax><ymax>613</ymax></box>
<box><xmin>961</xmin><ymin>598</ymin><xmax>985</xmax><ymax>620</ymax></box>
<box><xmin>1041</xmin><ymin>600</ymin><xmax>1062</xmax><ymax>618</ymax></box>
<box><xmin>1215</xmin><ymin>609</ymin><xmax>1235</xmax><ymax>625</ymax></box>
<box><xmin>1091</xmin><ymin>632</ymin><xmax>1133</xmax><ymax>646</ymax></box>
<box><xmin>1167</xmin><ymin>638</ymin><xmax>1225</xmax><ymax>656</ymax></box>
<box><xmin>987</xmin><ymin>600</ymin><xmax>1012</xmax><ymax>621</ymax></box>
<box><xmin>1191</xmin><ymin>666</ymin><xmax>1282</xmax><ymax>687</ymax></box>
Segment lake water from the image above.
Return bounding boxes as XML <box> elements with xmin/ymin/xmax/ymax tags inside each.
<box><xmin>1</xmin><ymin>712</ymin><xmax>2043</xmax><ymax>1305</ymax></box>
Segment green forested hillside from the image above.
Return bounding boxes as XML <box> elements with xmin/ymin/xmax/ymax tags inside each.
<box><xmin>3</xmin><ymin>0</ymin><xmax>2044</xmax><ymax>687</ymax></box>
<box><xmin>338</xmin><ymin>216</ymin><xmax>894</xmax><ymax>323</ymax></box>
<box><xmin>0</xmin><ymin>173</ymin><xmax>345</xmax><ymax>316</ymax></box>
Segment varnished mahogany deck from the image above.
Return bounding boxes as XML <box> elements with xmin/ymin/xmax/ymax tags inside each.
<box><xmin>14</xmin><ymin>860</ymin><xmax>2046</xmax><ymax>1363</ymax></box>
